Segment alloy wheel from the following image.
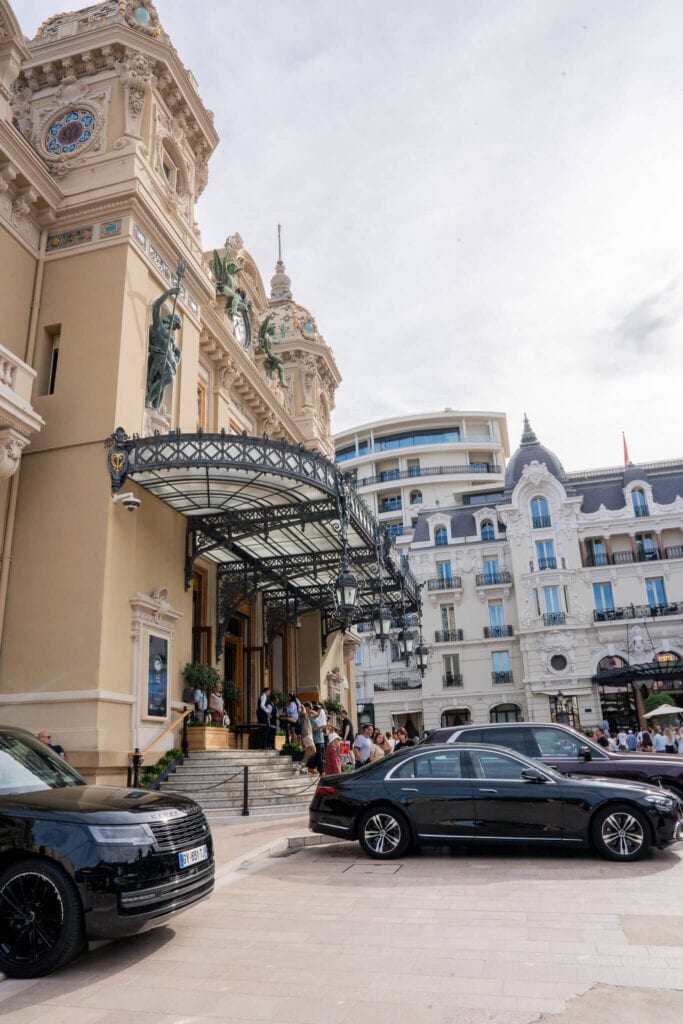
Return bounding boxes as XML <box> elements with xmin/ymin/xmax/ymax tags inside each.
<box><xmin>600</xmin><ymin>811</ymin><xmax>645</xmax><ymax>858</ymax></box>
<box><xmin>0</xmin><ymin>871</ymin><xmax>64</xmax><ymax>967</ymax></box>
<box><xmin>363</xmin><ymin>812</ymin><xmax>402</xmax><ymax>855</ymax></box>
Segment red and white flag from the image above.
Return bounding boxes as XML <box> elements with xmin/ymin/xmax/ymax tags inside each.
<box><xmin>622</xmin><ymin>432</ymin><xmax>630</xmax><ymax>466</ymax></box>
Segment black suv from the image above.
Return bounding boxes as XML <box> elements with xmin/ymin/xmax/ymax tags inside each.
<box><xmin>0</xmin><ymin>726</ymin><xmax>214</xmax><ymax>978</ymax></box>
<box><xmin>426</xmin><ymin>722</ymin><xmax>683</xmax><ymax>799</ymax></box>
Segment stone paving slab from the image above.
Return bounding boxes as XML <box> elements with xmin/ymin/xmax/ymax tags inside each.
<box><xmin>1</xmin><ymin>824</ymin><xmax>683</xmax><ymax>1023</ymax></box>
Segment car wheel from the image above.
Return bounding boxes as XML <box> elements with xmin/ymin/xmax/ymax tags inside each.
<box><xmin>358</xmin><ymin>806</ymin><xmax>411</xmax><ymax>859</ymax></box>
<box><xmin>0</xmin><ymin>859</ymin><xmax>85</xmax><ymax>978</ymax></box>
<box><xmin>591</xmin><ymin>804</ymin><xmax>652</xmax><ymax>862</ymax></box>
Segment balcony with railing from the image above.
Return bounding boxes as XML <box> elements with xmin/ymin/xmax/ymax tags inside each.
<box><xmin>666</xmin><ymin>545</ymin><xmax>683</xmax><ymax>560</ymax></box>
<box><xmin>379</xmin><ymin>497</ymin><xmax>402</xmax><ymax>513</ymax></box>
<box><xmin>434</xmin><ymin>629</ymin><xmax>464</xmax><ymax>643</ymax></box>
<box><xmin>374</xmin><ymin>680</ymin><xmax>423</xmax><ymax>692</ymax></box>
<box><xmin>634</xmin><ymin>506</ymin><xmax>650</xmax><ymax>518</ymax></box>
<box><xmin>475</xmin><ymin>571</ymin><xmax>512</xmax><ymax>587</ymax></box>
<box><xmin>357</xmin><ymin>463</ymin><xmax>502</xmax><ymax>487</ymax></box>
<box><xmin>593</xmin><ymin>603</ymin><xmax>682</xmax><ymax>623</ymax></box>
<box><xmin>532</xmin><ymin>515</ymin><xmax>552</xmax><ymax>529</ymax></box>
<box><xmin>492</xmin><ymin>671</ymin><xmax>513</xmax><ymax>684</ymax></box>
<box><xmin>543</xmin><ymin>612</ymin><xmax>566</xmax><ymax>626</ymax></box>
<box><xmin>483</xmin><ymin>625</ymin><xmax>514</xmax><ymax>638</ymax></box>
<box><xmin>442</xmin><ymin>674</ymin><xmax>464</xmax><ymax>687</ymax></box>
<box><xmin>427</xmin><ymin>576</ymin><xmax>463</xmax><ymax>591</ymax></box>
<box><xmin>581</xmin><ymin>546</ymin><xmax>683</xmax><ymax>568</ymax></box>
<box><xmin>537</xmin><ymin>557</ymin><xmax>557</xmax><ymax>570</ymax></box>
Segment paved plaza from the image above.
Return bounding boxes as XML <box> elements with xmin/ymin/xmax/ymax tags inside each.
<box><xmin>1</xmin><ymin>814</ymin><xmax>683</xmax><ymax>1023</ymax></box>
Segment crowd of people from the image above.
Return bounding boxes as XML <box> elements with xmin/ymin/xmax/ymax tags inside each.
<box><xmin>592</xmin><ymin>721</ymin><xmax>683</xmax><ymax>754</ymax></box>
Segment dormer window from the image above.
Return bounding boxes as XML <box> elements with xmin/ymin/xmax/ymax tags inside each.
<box><xmin>531</xmin><ymin>496</ymin><xmax>550</xmax><ymax>528</ymax></box>
<box><xmin>631</xmin><ymin>488</ymin><xmax>649</xmax><ymax>518</ymax></box>
<box><xmin>435</xmin><ymin>526</ymin><xmax>448</xmax><ymax>546</ymax></box>
<box><xmin>481</xmin><ymin>520</ymin><xmax>495</xmax><ymax>541</ymax></box>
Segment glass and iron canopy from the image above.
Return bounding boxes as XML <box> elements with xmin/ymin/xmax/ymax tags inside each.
<box><xmin>106</xmin><ymin>429</ymin><xmax>419</xmax><ymax>651</ymax></box>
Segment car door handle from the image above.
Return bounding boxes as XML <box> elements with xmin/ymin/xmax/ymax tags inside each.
<box><xmin>478</xmin><ymin>788</ymin><xmax>498</xmax><ymax>793</ymax></box>
<box><xmin>401</xmin><ymin>787</ymin><xmax>419</xmax><ymax>792</ymax></box>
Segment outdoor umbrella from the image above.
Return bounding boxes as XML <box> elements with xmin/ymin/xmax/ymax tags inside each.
<box><xmin>644</xmin><ymin>705</ymin><xmax>682</xmax><ymax>718</ymax></box>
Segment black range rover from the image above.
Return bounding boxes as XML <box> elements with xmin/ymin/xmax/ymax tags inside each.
<box><xmin>0</xmin><ymin>726</ymin><xmax>214</xmax><ymax>978</ymax></box>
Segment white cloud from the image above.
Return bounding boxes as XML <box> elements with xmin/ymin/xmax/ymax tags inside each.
<box><xmin>19</xmin><ymin>0</ymin><xmax>683</xmax><ymax>469</ymax></box>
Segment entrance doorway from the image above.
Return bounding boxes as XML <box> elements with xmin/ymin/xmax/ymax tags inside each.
<box><xmin>224</xmin><ymin>615</ymin><xmax>247</xmax><ymax>725</ymax></box>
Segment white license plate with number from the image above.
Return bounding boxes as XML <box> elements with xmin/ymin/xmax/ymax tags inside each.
<box><xmin>179</xmin><ymin>843</ymin><xmax>208</xmax><ymax>869</ymax></box>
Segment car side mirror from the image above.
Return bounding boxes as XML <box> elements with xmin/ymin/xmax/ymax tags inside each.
<box><xmin>579</xmin><ymin>746</ymin><xmax>592</xmax><ymax>761</ymax></box>
<box><xmin>520</xmin><ymin>768</ymin><xmax>547</xmax><ymax>783</ymax></box>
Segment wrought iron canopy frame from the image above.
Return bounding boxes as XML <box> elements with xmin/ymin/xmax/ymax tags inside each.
<box><xmin>106</xmin><ymin>428</ymin><xmax>419</xmax><ymax>652</ymax></box>
<box><xmin>593</xmin><ymin>661</ymin><xmax>683</xmax><ymax>686</ymax></box>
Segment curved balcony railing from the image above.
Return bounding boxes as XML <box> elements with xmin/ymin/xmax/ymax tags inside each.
<box><xmin>357</xmin><ymin>463</ymin><xmax>502</xmax><ymax>487</ymax></box>
<box><xmin>434</xmin><ymin>629</ymin><xmax>464</xmax><ymax>643</ymax></box>
<box><xmin>483</xmin><ymin>625</ymin><xmax>513</xmax><ymax>638</ymax></box>
<box><xmin>427</xmin><ymin>576</ymin><xmax>463</xmax><ymax>591</ymax></box>
<box><xmin>593</xmin><ymin>603</ymin><xmax>681</xmax><ymax>622</ymax></box>
<box><xmin>475</xmin><ymin>571</ymin><xmax>512</xmax><ymax>586</ymax></box>
<box><xmin>374</xmin><ymin>680</ymin><xmax>422</xmax><ymax>692</ymax></box>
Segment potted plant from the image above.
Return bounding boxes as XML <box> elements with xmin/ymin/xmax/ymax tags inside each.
<box><xmin>182</xmin><ymin>663</ymin><xmax>238</xmax><ymax>751</ymax></box>
<box><xmin>279</xmin><ymin>741</ymin><xmax>305</xmax><ymax>762</ymax></box>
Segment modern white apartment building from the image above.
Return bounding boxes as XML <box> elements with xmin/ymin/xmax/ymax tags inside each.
<box><xmin>334</xmin><ymin>410</ymin><xmax>510</xmax><ymax>734</ymax></box>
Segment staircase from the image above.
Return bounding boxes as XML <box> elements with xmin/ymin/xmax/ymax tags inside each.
<box><xmin>157</xmin><ymin>750</ymin><xmax>318</xmax><ymax>820</ymax></box>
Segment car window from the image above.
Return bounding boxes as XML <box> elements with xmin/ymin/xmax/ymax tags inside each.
<box><xmin>531</xmin><ymin>727</ymin><xmax>585</xmax><ymax>758</ymax></box>
<box><xmin>469</xmin><ymin>750</ymin><xmax>526</xmax><ymax>780</ymax></box>
<box><xmin>393</xmin><ymin>751</ymin><xmax>465</xmax><ymax>779</ymax></box>
<box><xmin>0</xmin><ymin>733</ymin><xmax>83</xmax><ymax>794</ymax></box>
<box><xmin>477</xmin><ymin>727</ymin><xmax>528</xmax><ymax>754</ymax></box>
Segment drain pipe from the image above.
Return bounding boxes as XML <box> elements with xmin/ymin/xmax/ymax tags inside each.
<box><xmin>0</xmin><ymin>230</ymin><xmax>47</xmax><ymax>645</ymax></box>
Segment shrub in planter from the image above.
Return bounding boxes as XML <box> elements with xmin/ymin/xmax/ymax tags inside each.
<box><xmin>280</xmin><ymin>742</ymin><xmax>304</xmax><ymax>761</ymax></box>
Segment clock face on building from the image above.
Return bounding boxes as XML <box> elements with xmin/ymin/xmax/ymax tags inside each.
<box><xmin>233</xmin><ymin>311</ymin><xmax>250</xmax><ymax>348</ymax></box>
<box><xmin>45</xmin><ymin>110</ymin><xmax>96</xmax><ymax>155</ymax></box>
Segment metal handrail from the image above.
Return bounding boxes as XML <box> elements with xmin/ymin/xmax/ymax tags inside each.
<box><xmin>127</xmin><ymin>707</ymin><xmax>193</xmax><ymax>787</ymax></box>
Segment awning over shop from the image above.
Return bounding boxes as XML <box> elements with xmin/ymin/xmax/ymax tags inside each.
<box><xmin>105</xmin><ymin>429</ymin><xmax>419</xmax><ymax>653</ymax></box>
<box><xmin>593</xmin><ymin>661</ymin><xmax>683</xmax><ymax>686</ymax></box>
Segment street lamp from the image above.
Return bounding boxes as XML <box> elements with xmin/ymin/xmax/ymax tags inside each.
<box><xmin>372</xmin><ymin>600</ymin><xmax>392</xmax><ymax>650</ymax></box>
<box><xmin>399</xmin><ymin>627</ymin><xmax>415</xmax><ymax>662</ymax></box>
<box><xmin>415</xmin><ymin>640</ymin><xmax>430</xmax><ymax>677</ymax></box>
<box><xmin>334</xmin><ymin>560</ymin><xmax>359</xmax><ymax>625</ymax></box>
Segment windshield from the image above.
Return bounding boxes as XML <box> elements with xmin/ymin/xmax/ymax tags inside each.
<box><xmin>0</xmin><ymin>732</ymin><xmax>85</xmax><ymax>794</ymax></box>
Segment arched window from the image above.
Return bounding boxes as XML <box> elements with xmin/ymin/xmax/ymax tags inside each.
<box><xmin>435</xmin><ymin>526</ymin><xmax>448</xmax><ymax>546</ymax></box>
<box><xmin>490</xmin><ymin>703</ymin><xmax>522</xmax><ymax>723</ymax></box>
<box><xmin>530</xmin><ymin>497</ymin><xmax>550</xmax><ymax>528</ymax></box>
<box><xmin>481</xmin><ymin>520</ymin><xmax>494</xmax><ymax>541</ymax></box>
<box><xmin>597</xmin><ymin>656</ymin><xmax>628</xmax><ymax>671</ymax></box>
<box><xmin>410</xmin><ymin>489</ymin><xmax>423</xmax><ymax>505</ymax></box>
<box><xmin>631</xmin><ymin>488</ymin><xmax>649</xmax><ymax>517</ymax></box>
<box><xmin>441</xmin><ymin>708</ymin><xmax>471</xmax><ymax>727</ymax></box>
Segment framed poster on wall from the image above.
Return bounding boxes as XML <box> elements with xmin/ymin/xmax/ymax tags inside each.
<box><xmin>147</xmin><ymin>635</ymin><xmax>168</xmax><ymax>718</ymax></box>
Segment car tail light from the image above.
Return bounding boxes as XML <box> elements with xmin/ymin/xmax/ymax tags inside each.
<box><xmin>316</xmin><ymin>786</ymin><xmax>336</xmax><ymax>795</ymax></box>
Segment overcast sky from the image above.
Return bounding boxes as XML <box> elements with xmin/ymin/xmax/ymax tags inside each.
<box><xmin>20</xmin><ymin>1</ymin><xmax>683</xmax><ymax>471</ymax></box>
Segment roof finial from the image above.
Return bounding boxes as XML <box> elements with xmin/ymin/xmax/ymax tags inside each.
<box><xmin>520</xmin><ymin>414</ymin><xmax>538</xmax><ymax>446</ymax></box>
<box><xmin>277</xmin><ymin>222</ymin><xmax>282</xmax><ymax>263</ymax></box>
<box><xmin>270</xmin><ymin>224</ymin><xmax>292</xmax><ymax>301</ymax></box>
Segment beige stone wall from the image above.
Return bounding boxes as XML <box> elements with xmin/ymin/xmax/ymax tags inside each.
<box><xmin>0</xmin><ymin>229</ymin><xmax>37</xmax><ymax>358</ymax></box>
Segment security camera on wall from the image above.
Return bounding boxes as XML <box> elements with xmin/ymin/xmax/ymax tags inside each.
<box><xmin>112</xmin><ymin>492</ymin><xmax>141</xmax><ymax>512</ymax></box>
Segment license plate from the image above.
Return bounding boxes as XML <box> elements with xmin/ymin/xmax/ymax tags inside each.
<box><xmin>179</xmin><ymin>843</ymin><xmax>208</xmax><ymax>869</ymax></box>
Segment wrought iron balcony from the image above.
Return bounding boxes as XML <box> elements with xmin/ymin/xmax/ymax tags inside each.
<box><xmin>585</xmin><ymin>553</ymin><xmax>609</xmax><ymax>567</ymax></box>
<box><xmin>475</xmin><ymin>571</ymin><xmax>512</xmax><ymax>586</ymax></box>
<box><xmin>543</xmin><ymin>612</ymin><xmax>566</xmax><ymax>625</ymax></box>
<box><xmin>374</xmin><ymin>680</ymin><xmax>423</xmax><ymax>692</ymax></box>
<box><xmin>537</xmin><ymin>557</ymin><xmax>557</xmax><ymax>570</ymax></box>
<box><xmin>637</xmin><ymin>548</ymin><xmax>660</xmax><ymax>562</ymax></box>
<box><xmin>532</xmin><ymin>515</ymin><xmax>551</xmax><ymax>528</ymax></box>
<box><xmin>427</xmin><ymin>576</ymin><xmax>462</xmax><ymax>591</ymax></box>
<box><xmin>434</xmin><ymin>629</ymin><xmax>464</xmax><ymax>642</ymax></box>
<box><xmin>492</xmin><ymin>671</ymin><xmax>513</xmax><ymax>684</ymax></box>
<box><xmin>593</xmin><ymin>603</ymin><xmax>681</xmax><ymax>623</ymax></box>
<box><xmin>483</xmin><ymin>625</ymin><xmax>513</xmax><ymax>638</ymax></box>
<box><xmin>666</xmin><ymin>545</ymin><xmax>683</xmax><ymax>559</ymax></box>
<box><xmin>634</xmin><ymin>507</ymin><xmax>650</xmax><ymax>518</ymax></box>
<box><xmin>442</xmin><ymin>674</ymin><xmax>464</xmax><ymax>687</ymax></box>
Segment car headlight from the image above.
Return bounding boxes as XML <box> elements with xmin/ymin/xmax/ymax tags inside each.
<box><xmin>644</xmin><ymin>795</ymin><xmax>675</xmax><ymax>810</ymax></box>
<box><xmin>88</xmin><ymin>824</ymin><xmax>154</xmax><ymax>846</ymax></box>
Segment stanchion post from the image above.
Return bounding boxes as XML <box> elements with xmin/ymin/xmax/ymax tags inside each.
<box><xmin>242</xmin><ymin>765</ymin><xmax>249</xmax><ymax>816</ymax></box>
<box><xmin>132</xmin><ymin>748</ymin><xmax>143</xmax><ymax>788</ymax></box>
<box><xmin>181</xmin><ymin>707</ymin><xmax>189</xmax><ymax>757</ymax></box>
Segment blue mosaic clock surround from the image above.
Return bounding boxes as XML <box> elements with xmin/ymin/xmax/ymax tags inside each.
<box><xmin>45</xmin><ymin>110</ymin><xmax>96</xmax><ymax>155</ymax></box>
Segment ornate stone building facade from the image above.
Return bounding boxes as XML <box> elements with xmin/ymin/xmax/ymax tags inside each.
<box><xmin>0</xmin><ymin>0</ymin><xmax>409</xmax><ymax>779</ymax></box>
<box><xmin>411</xmin><ymin>419</ymin><xmax>683</xmax><ymax>732</ymax></box>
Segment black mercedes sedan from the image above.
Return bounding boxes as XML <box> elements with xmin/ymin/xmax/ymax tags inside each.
<box><xmin>309</xmin><ymin>743</ymin><xmax>683</xmax><ymax>862</ymax></box>
<box><xmin>0</xmin><ymin>726</ymin><xmax>214</xmax><ymax>979</ymax></box>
